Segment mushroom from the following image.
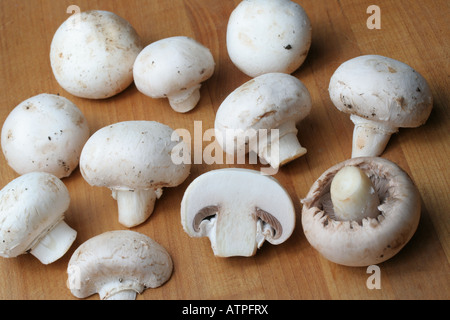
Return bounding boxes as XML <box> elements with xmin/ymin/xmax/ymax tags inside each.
<box><xmin>67</xmin><ymin>230</ymin><xmax>173</xmax><ymax>300</ymax></box>
<box><xmin>0</xmin><ymin>172</ymin><xmax>77</xmax><ymax>264</ymax></box>
<box><xmin>328</xmin><ymin>55</ymin><xmax>433</xmax><ymax>158</ymax></box>
<box><xmin>226</xmin><ymin>0</ymin><xmax>312</xmax><ymax>77</ymax></box>
<box><xmin>79</xmin><ymin>121</ymin><xmax>191</xmax><ymax>228</ymax></box>
<box><xmin>133</xmin><ymin>36</ymin><xmax>215</xmax><ymax>113</ymax></box>
<box><xmin>1</xmin><ymin>93</ymin><xmax>90</xmax><ymax>179</ymax></box>
<box><xmin>301</xmin><ymin>157</ymin><xmax>421</xmax><ymax>267</ymax></box>
<box><xmin>215</xmin><ymin>73</ymin><xmax>312</xmax><ymax>169</ymax></box>
<box><xmin>181</xmin><ymin>168</ymin><xmax>296</xmax><ymax>257</ymax></box>
<box><xmin>50</xmin><ymin>10</ymin><xmax>143</xmax><ymax>99</ymax></box>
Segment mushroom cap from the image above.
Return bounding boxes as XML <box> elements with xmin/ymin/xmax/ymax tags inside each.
<box><xmin>67</xmin><ymin>230</ymin><xmax>173</xmax><ymax>299</ymax></box>
<box><xmin>227</xmin><ymin>0</ymin><xmax>312</xmax><ymax>77</ymax></box>
<box><xmin>181</xmin><ymin>168</ymin><xmax>296</xmax><ymax>246</ymax></box>
<box><xmin>50</xmin><ymin>10</ymin><xmax>143</xmax><ymax>99</ymax></box>
<box><xmin>133</xmin><ymin>36</ymin><xmax>215</xmax><ymax>99</ymax></box>
<box><xmin>79</xmin><ymin>121</ymin><xmax>191</xmax><ymax>191</ymax></box>
<box><xmin>1</xmin><ymin>93</ymin><xmax>90</xmax><ymax>179</ymax></box>
<box><xmin>329</xmin><ymin>55</ymin><xmax>433</xmax><ymax>128</ymax></box>
<box><xmin>215</xmin><ymin>73</ymin><xmax>311</xmax><ymax>154</ymax></box>
<box><xmin>0</xmin><ymin>172</ymin><xmax>70</xmax><ymax>259</ymax></box>
<box><xmin>301</xmin><ymin>157</ymin><xmax>421</xmax><ymax>267</ymax></box>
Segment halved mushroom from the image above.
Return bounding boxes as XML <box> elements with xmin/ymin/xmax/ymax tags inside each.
<box><xmin>301</xmin><ymin>157</ymin><xmax>421</xmax><ymax>267</ymax></box>
<box><xmin>181</xmin><ymin>168</ymin><xmax>295</xmax><ymax>257</ymax></box>
<box><xmin>67</xmin><ymin>230</ymin><xmax>173</xmax><ymax>300</ymax></box>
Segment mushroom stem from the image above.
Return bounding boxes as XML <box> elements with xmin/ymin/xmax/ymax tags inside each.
<box><xmin>103</xmin><ymin>290</ymin><xmax>137</xmax><ymax>300</ymax></box>
<box><xmin>112</xmin><ymin>188</ymin><xmax>161</xmax><ymax>228</ymax></box>
<box><xmin>168</xmin><ymin>84</ymin><xmax>201</xmax><ymax>113</ymax></box>
<box><xmin>30</xmin><ymin>220</ymin><xmax>77</xmax><ymax>265</ymax></box>
<box><xmin>257</xmin><ymin>121</ymin><xmax>306</xmax><ymax>168</ymax></box>
<box><xmin>351</xmin><ymin>115</ymin><xmax>398</xmax><ymax>158</ymax></box>
<box><xmin>98</xmin><ymin>281</ymin><xmax>140</xmax><ymax>300</ymax></box>
<box><xmin>330</xmin><ymin>165</ymin><xmax>380</xmax><ymax>223</ymax></box>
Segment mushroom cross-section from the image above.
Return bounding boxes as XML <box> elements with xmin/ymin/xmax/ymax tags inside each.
<box><xmin>67</xmin><ymin>230</ymin><xmax>173</xmax><ymax>300</ymax></box>
<box><xmin>133</xmin><ymin>36</ymin><xmax>215</xmax><ymax>113</ymax></box>
<box><xmin>79</xmin><ymin>121</ymin><xmax>191</xmax><ymax>228</ymax></box>
<box><xmin>301</xmin><ymin>157</ymin><xmax>421</xmax><ymax>267</ymax></box>
<box><xmin>181</xmin><ymin>168</ymin><xmax>296</xmax><ymax>257</ymax></box>
<box><xmin>328</xmin><ymin>55</ymin><xmax>433</xmax><ymax>158</ymax></box>
<box><xmin>215</xmin><ymin>73</ymin><xmax>312</xmax><ymax>169</ymax></box>
<box><xmin>0</xmin><ymin>172</ymin><xmax>77</xmax><ymax>264</ymax></box>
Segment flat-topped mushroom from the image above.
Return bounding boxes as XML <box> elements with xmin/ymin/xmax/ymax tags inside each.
<box><xmin>50</xmin><ymin>10</ymin><xmax>143</xmax><ymax>99</ymax></box>
<box><xmin>301</xmin><ymin>157</ymin><xmax>421</xmax><ymax>267</ymax></box>
<box><xmin>329</xmin><ymin>55</ymin><xmax>433</xmax><ymax>157</ymax></box>
<box><xmin>215</xmin><ymin>73</ymin><xmax>312</xmax><ymax>170</ymax></box>
<box><xmin>181</xmin><ymin>168</ymin><xmax>296</xmax><ymax>257</ymax></box>
<box><xmin>0</xmin><ymin>172</ymin><xmax>76</xmax><ymax>264</ymax></box>
<box><xmin>79</xmin><ymin>121</ymin><xmax>191</xmax><ymax>227</ymax></box>
<box><xmin>133</xmin><ymin>36</ymin><xmax>215</xmax><ymax>113</ymax></box>
<box><xmin>1</xmin><ymin>93</ymin><xmax>89</xmax><ymax>178</ymax></box>
<box><xmin>67</xmin><ymin>230</ymin><xmax>173</xmax><ymax>300</ymax></box>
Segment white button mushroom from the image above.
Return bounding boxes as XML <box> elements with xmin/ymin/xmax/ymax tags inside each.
<box><xmin>67</xmin><ymin>230</ymin><xmax>173</xmax><ymax>300</ymax></box>
<box><xmin>215</xmin><ymin>73</ymin><xmax>312</xmax><ymax>169</ymax></box>
<box><xmin>79</xmin><ymin>121</ymin><xmax>191</xmax><ymax>228</ymax></box>
<box><xmin>181</xmin><ymin>169</ymin><xmax>296</xmax><ymax>257</ymax></box>
<box><xmin>0</xmin><ymin>172</ymin><xmax>77</xmax><ymax>265</ymax></box>
<box><xmin>328</xmin><ymin>55</ymin><xmax>433</xmax><ymax>158</ymax></box>
<box><xmin>50</xmin><ymin>10</ymin><xmax>143</xmax><ymax>99</ymax></box>
<box><xmin>301</xmin><ymin>157</ymin><xmax>421</xmax><ymax>267</ymax></box>
<box><xmin>226</xmin><ymin>0</ymin><xmax>312</xmax><ymax>77</ymax></box>
<box><xmin>133</xmin><ymin>36</ymin><xmax>215</xmax><ymax>113</ymax></box>
<box><xmin>1</xmin><ymin>94</ymin><xmax>90</xmax><ymax>179</ymax></box>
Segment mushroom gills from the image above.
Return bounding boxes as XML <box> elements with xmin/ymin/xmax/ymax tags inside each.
<box><xmin>330</xmin><ymin>165</ymin><xmax>380</xmax><ymax>223</ymax></box>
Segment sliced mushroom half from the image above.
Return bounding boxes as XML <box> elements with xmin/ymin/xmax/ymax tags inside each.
<box><xmin>181</xmin><ymin>168</ymin><xmax>295</xmax><ymax>257</ymax></box>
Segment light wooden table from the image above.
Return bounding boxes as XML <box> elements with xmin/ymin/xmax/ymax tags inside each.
<box><xmin>0</xmin><ymin>0</ymin><xmax>448</xmax><ymax>300</ymax></box>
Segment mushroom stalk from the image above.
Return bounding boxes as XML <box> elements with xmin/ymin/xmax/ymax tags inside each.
<box><xmin>351</xmin><ymin>115</ymin><xmax>398</xmax><ymax>158</ymax></box>
<box><xmin>30</xmin><ymin>220</ymin><xmax>77</xmax><ymax>265</ymax></box>
<box><xmin>112</xmin><ymin>188</ymin><xmax>161</xmax><ymax>228</ymax></box>
<box><xmin>168</xmin><ymin>84</ymin><xmax>201</xmax><ymax>113</ymax></box>
<box><xmin>256</xmin><ymin>121</ymin><xmax>307</xmax><ymax>169</ymax></box>
<box><xmin>98</xmin><ymin>281</ymin><xmax>140</xmax><ymax>300</ymax></box>
<box><xmin>330</xmin><ymin>165</ymin><xmax>380</xmax><ymax>223</ymax></box>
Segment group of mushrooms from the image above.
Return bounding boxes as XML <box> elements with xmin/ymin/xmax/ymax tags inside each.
<box><xmin>0</xmin><ymin>0</ymin><xmax>433</xmax><ymax>300</ymax></box>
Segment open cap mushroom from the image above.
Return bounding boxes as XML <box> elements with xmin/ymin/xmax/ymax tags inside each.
<box><xmin>301</xmin><ymin>157</ymin><xmax>421</xmax><ymax>267</ymax></box>
<box><xmin>0</xmin><ymin>172</ymin><xmax>76</xmax><ymax>265</ymax></box>
<box><xmin>79</xmin><ymin>121</ymin><xmax>191</xmax><ymax>228</ymax></box>
<box><xmin>67</xmin><ymin>230</ymin><xmax>173</xmax><ymax>300</ymax></box>
<box><xmin>50</xmin><ymin>10</ymin><xmax>143</xmax><ymax>99</ymax></box>
<box><xmin>133</xmin><ymin>36</ymin><xmax>215</xmax><ymax>113</ymax></box>
<box><xmin>328</xmin><ymin>55</ymin><xmax>433</xmax><ymax>158</ymax></box>
<box><xmin>181</xmin><ymin>168</ymin><xmax>296</xmax><ymax>257</ymax></box>
<box><xmin>1</xmin><ymin>93</ymin><xmax>90</xmax><ymax>179</ymax></box>
<box><xmin>215</xmin><ymin>73</ymin><xmax>312</xmax><ymax>170</ymax></box>
<box><xmin>226</xmin><ymin>0</ymin><xmax>312</xmax><ymax>77</ymax></box>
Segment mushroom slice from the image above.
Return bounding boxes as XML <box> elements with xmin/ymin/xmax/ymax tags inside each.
<box><xmin>329</xmin><ymin>55</ymin><xmax>433</xmax><ymax>157</ymax></box>
<box><xmin>79</xmin><ymin>121</ymin><xmax>191</xmax><ymax>228</ymax></box>
<box><xmin>301</xmin><ymin>157</ymin><xmax>421</xmax><ymax>267</ymax></box>
<box><xmin>181</xmin><ymin>168</ymin><xmax>295</xmax><ymax>257</ymax></box>
<box><xmin>67</xmin><ymin>230</ymin><xmax>173</xmax><ymax>300</ymax></box>
<box><xmin>0</xmin><ymin>172</ymin><xmax>76</xmax><ymax>264</ymax></box>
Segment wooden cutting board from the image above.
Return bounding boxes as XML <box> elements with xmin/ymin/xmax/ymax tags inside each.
<box><xmin>0</xmin><ymin>0</ymin><xmax>448</xmax><ymax>300</ymax></box>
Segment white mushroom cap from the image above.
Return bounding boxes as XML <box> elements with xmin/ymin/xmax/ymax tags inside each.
<box><xmin>301</xmin><ymin>157</ymin><xmax>421</xmax><ymax>267</ymax></box>
<box><xmin>226</xmin><ymin>0</ymin><xmax>312</xmax><ymax>77</ymax></box>
<box><xmin>67</xmin><ymin>230</ymin><xmax>173</xmax><ymax>300</ymax></box>
<box><xmin>0</xmin><ymin>172</ymin><xmax>77</xmax><ymax>264</ymax></box>
<box><xmin>50</xmin><ymin>10</ymin><xmax>143</xmax><ymax>99</ymax></box>
<box><xmin>181</xmin><ymin>168</ymin><xmax>296</xmax><ymax>257</ymax></box>
<box><xmin>1</xmin><ymin>94</ymin><xmax>90</xmax><ymax>179</ymax></box>
<box><xmin>80</xmin><ymin>121</ymin><xmax>191</xmax><ymax>227</ymax></box>
<box><xmin>215</xmin><ymin>73</ymin><xmax>312</xmax><ymax>169</ymax></box>
<box><xmin>133</xmin><ymin>36</ymin><xmax>215</xmax><ymax>113</ymax></box>
<box><xmin>329</xmin><ymin>55</ymin><xmax>433</xmax><ymax>157</ymax></box>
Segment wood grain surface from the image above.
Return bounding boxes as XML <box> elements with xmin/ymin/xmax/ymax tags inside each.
<box><xmin>0</xmin><ymin>0</ymin><xmax>448</xmax><ymax>300</ymax></box>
